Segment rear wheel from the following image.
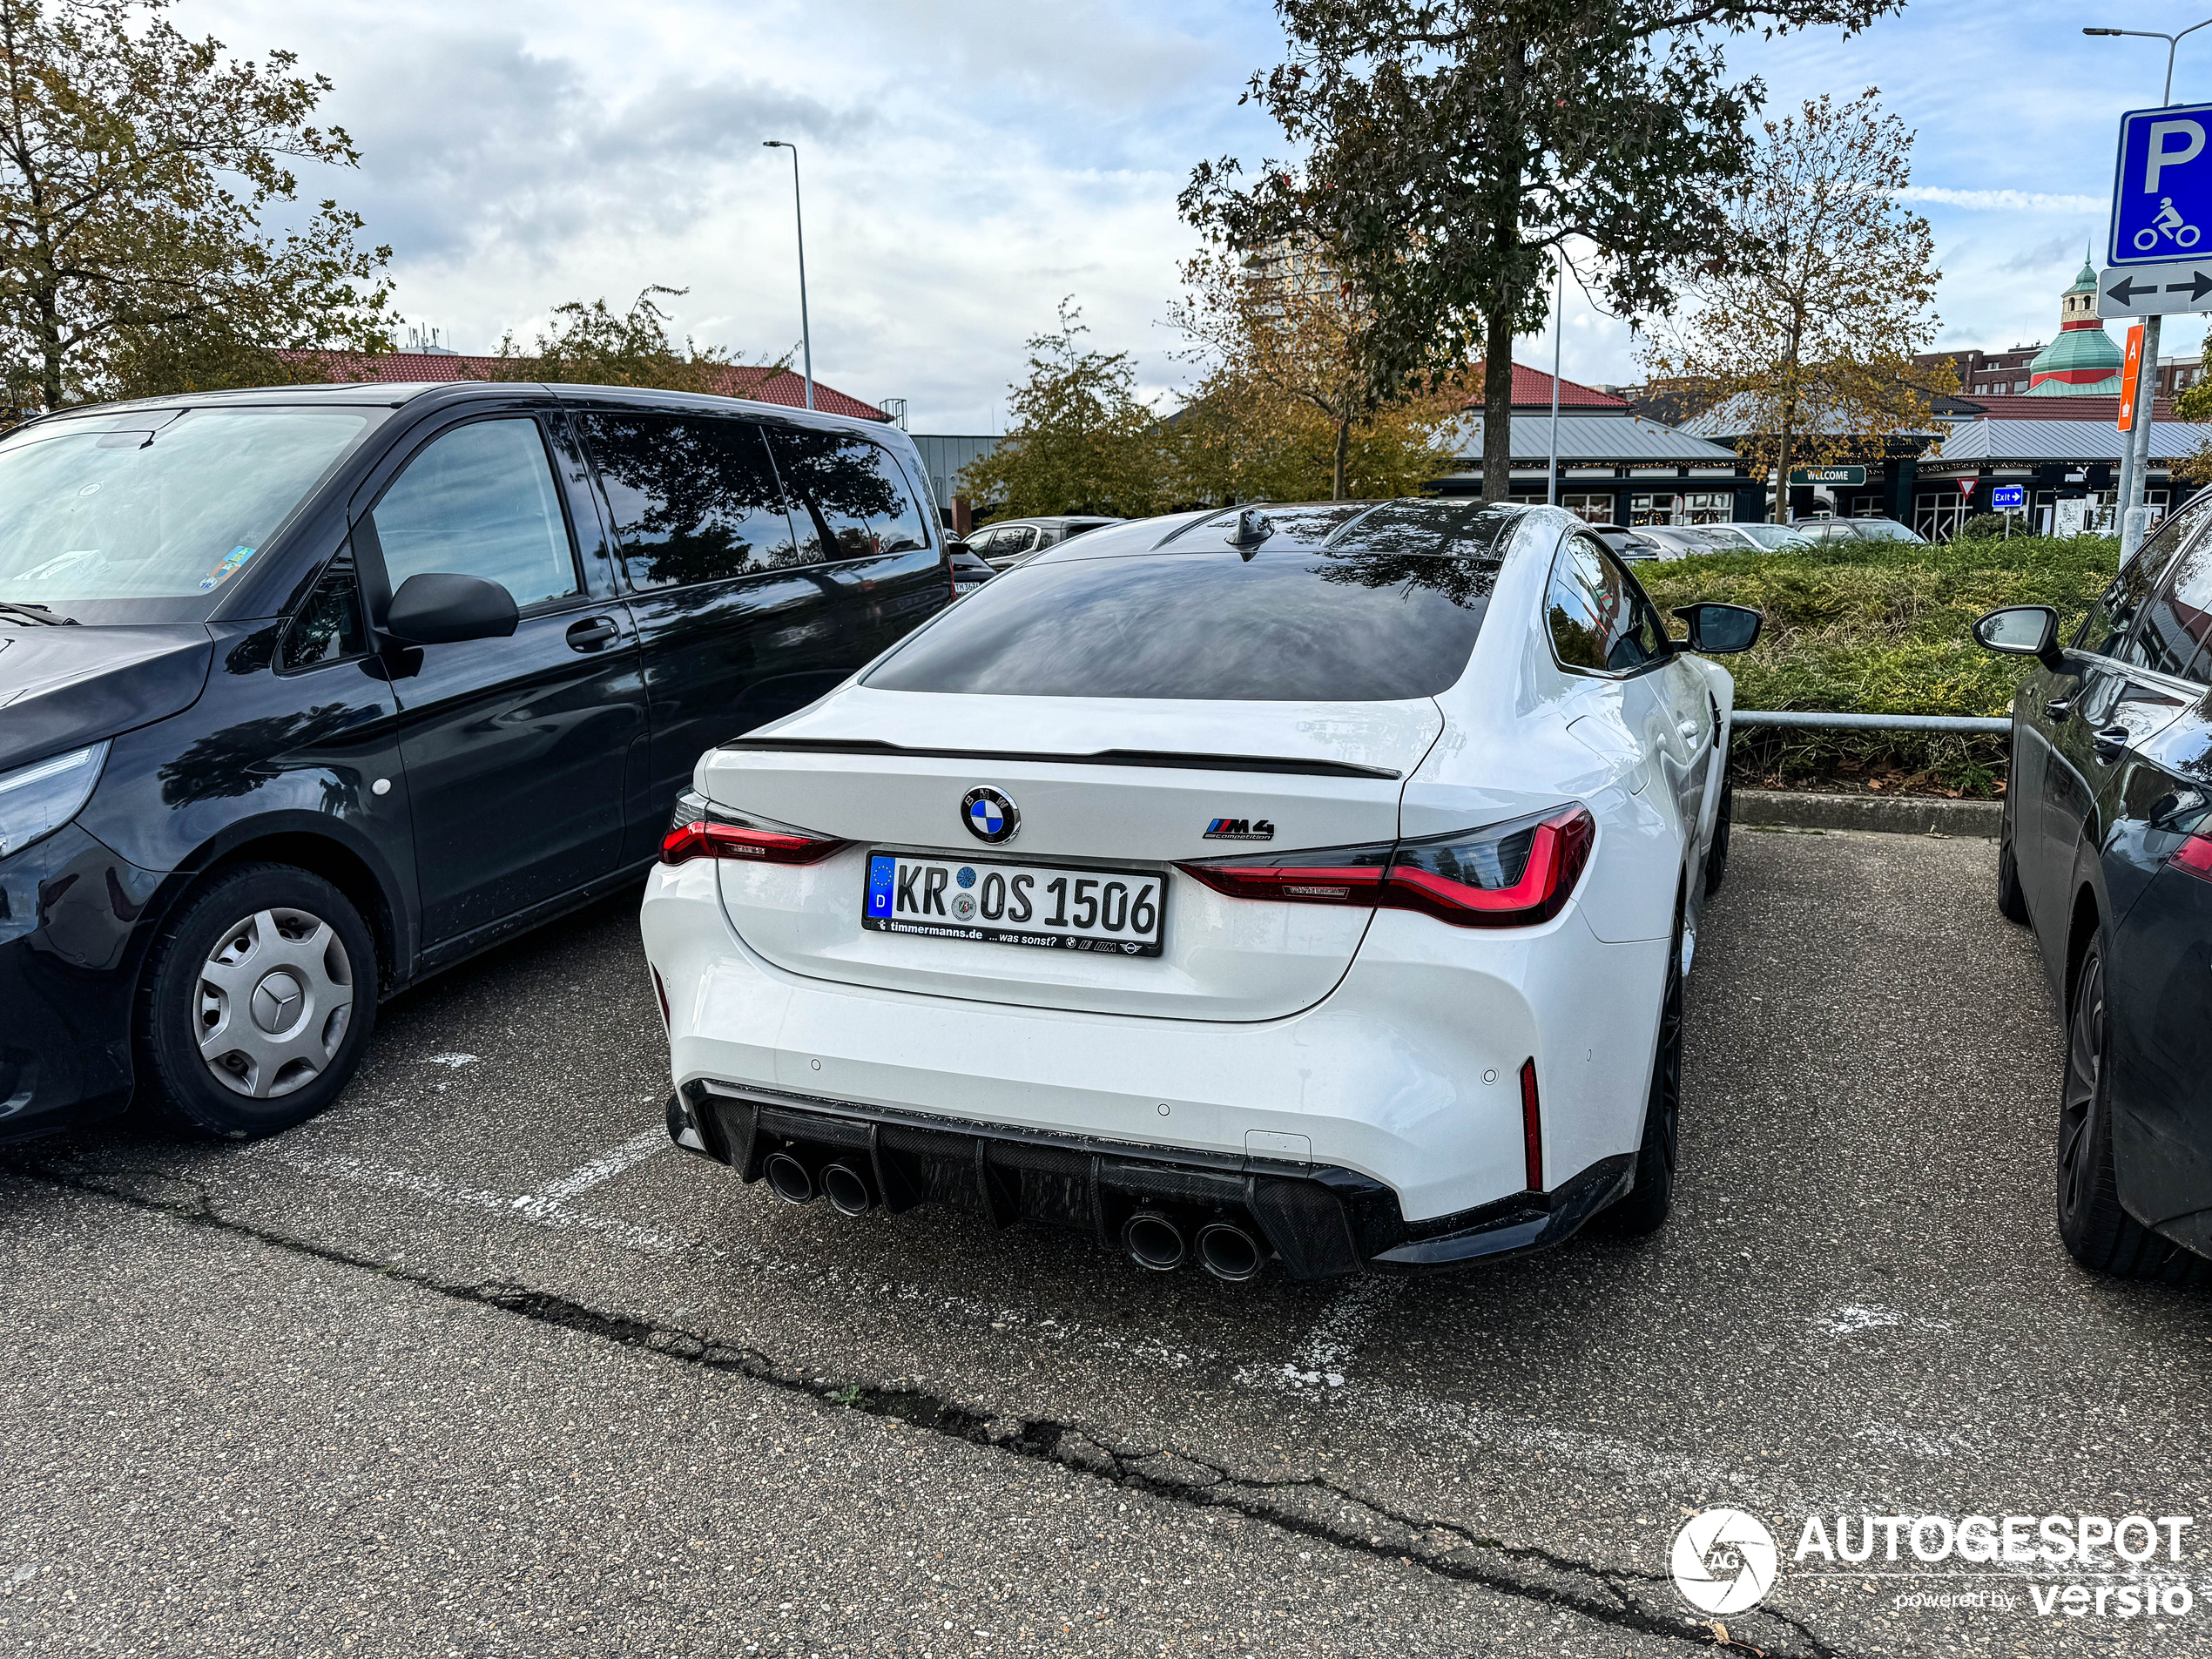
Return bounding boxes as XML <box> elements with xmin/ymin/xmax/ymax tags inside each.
<box><xmin>140</xmin><ymin>863</ymin><xmax>377</xmax><ymax>1138</ymax></box>
<box><xmin>2055</xmin><ymin>945</ymin><xmax>2207</xmax><ymax>1283</ymax></box>
<box><xmin>1596</xmin><ymin>907</ymin><xmax>1682</xmax><ymax>1236</ymax></box>
<box><xmin>1997</xmin><ymin>787</ymin><xmax>2029</xmax><ymax>923</ymax></box>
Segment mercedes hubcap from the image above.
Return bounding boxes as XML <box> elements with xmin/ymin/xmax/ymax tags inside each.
<box><xmin>195</xmin><ymin>907</ymin><xmax>354</xmax><ymax>1100</ymax></box>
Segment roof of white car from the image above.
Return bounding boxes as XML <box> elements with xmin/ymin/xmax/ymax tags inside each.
<box><xmin>1026</xmin><ymin>499</ymin><xmax>1570</xmax><ymax>565</ymax></box>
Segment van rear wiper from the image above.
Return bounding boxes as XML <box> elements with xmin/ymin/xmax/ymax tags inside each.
<box><xmin>0</xmin><ymin>601</ymin><xmax>75</xmax><ymax>624</ymax></box>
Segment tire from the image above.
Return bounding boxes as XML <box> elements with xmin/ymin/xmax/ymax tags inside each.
<box><xmin>2054</xmin><ymin>945</ymin><xmax>2208</xmax><ymax>1284</ymax></box>
<box><xmin>1997</xmin><ymin>787</ymin><xmax>2029</xmax><ymax>924</ymax></box>
<box><xmin>1595</xmin><ymin>905</ymin><xmax>1683</xmax><ymax>1236</ymax></box>
<box><xmin>1704</xmin><ymin>770</ymin><xmax>1734</xmax><ymax>897</ymax></box>
<box><xmin>139</xmin><ymin>862</ymin><xmax>378</xmax><ymax>1138</ymax></box>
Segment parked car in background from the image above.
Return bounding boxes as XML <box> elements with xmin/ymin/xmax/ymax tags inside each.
<box><xmin>962</xmin><ymin>516</ymin><xmax>1123</xmax><ymax>570</ymax></box>
<box><xmin>644</xmin><ymin>500</ymin><xmax>1763</xmax><ymax>1281</ymax></box>
<box><xmin>1791</xmin><ymin>516</ymin><xmax>1927</xmax><ymax>545</ymax></box>
<box><xmin>1973</xmin><ymin>492</ymin><xmax>2212</xmax><ymax>1284</ymax></box>
<box><xmin>1722</xmin><ymin>523</ymin><xmax>1818</xmax><ymax>553</ymax></box>
<box><xmin>1635</xmin><ymin>525</ymin><xmax>1756</xmax><ymax>559</ymax></box>
<box><xmin>1584</xmin><ymin>523</ymin><xmax>1666</xmax><ymax>563</ymax></box>
<box><xmin>0</xmin><ymin>381</ymin><xmax>974</xmax><ymax>1145</ymax></box>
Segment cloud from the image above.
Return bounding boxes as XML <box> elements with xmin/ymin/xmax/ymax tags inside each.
<box><xmin>2002</xmin><ymin>234</ymin><xmax>2083</xmax><ymax>276</ymax></box>
<box><xmin>1894</xmin><ymin>187</ymin><xmax>2106</xmax><ymax>214</ymax></box>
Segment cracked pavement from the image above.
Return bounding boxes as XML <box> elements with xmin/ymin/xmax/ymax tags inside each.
<box><xmin>3</xmin><ymin>827</ymin><xmax>2208</xmax><ymax>1656</ymax></box>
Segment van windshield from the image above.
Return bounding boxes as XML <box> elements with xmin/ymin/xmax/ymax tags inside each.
<box><xmin>0</xmin><ymin>406</ymin><xmax>372</xmax><ymax>622</ymax></box>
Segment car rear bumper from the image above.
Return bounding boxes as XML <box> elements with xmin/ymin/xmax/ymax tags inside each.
<box><xmin>641</xmin><ymin>860</ymin><xmax>1667</xmax><ymax>1263</ymax></box>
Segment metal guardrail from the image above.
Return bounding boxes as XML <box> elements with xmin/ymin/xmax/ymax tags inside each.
<box><xmin>1733</xmin><ymin>711</ymin><xmax>2011</xmax><ymax>735</ymax></box>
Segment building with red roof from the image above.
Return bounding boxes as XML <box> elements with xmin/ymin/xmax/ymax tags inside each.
<box><xmin>291</xmin><ymin>349</ymin><xmax>889</xmax><ymax>422</ymax></box>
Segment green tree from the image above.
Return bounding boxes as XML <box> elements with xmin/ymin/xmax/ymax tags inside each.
<box><xmin>1169</xmin><ymin>244</ymin><xmax>1465</xmax><ymax>502</ymax></box>
<box><xmin>0</xmin><ymin>0</ymin><xmax>393</xmax><ymax>414</ymax></box>
<box><xmin>957</xmin><ymin>301</ymin><xmax>1177</xmax><ymax>518</ymax></box>
<box><xmin>1638</xmin><ymin>91</ymin><xmax>1954</xmax><ymax>521</ymax></box>
<box><xmin>486</xmin><ymin>285</ymin><xmax>785</xmax><ymax>395</ymax></box>
<box><xmin>1182</xmin><ymin>0</ymin><xmax>1902</xmax><ymax>502</ymax></box>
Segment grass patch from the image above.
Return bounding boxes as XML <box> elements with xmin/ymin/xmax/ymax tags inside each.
<box><xmin>1637</xmin><ymin>533</ymin><xmax>2118</xmax><ymax>797</ymax></box>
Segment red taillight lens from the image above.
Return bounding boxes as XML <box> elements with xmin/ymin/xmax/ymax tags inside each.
<box><xmin>658</xmin><ymin>791</ymin><xmax>847</xmax><ymax>867</ymax></box>
<box><xmin>1177</xmin><ymin>806</ymin><xmax>1595</xmax><ymax>930</ymax></box>
<box><xmin>2171</xmin><ymin>834</ymin><xmax>2212</xmax><ymax>882</ymax></box>
<box><xmin>1174</xmin><ymin>840</ymin><xmax>1393</xmax><ymax>905</ymax></box>
<box><xmin>1382</xmin><ymin>806</ymin><xmax>1595</xmax><ymax>928</ymax></box>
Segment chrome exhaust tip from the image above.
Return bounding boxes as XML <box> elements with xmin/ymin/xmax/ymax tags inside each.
<box><xmin>763</xmin><ymin>1150</ymin><xmax>816</xmax><ymax>1205</ymax></box>
<box><xmin>1122</xmin><ymin>1210</ymin><xmax>1186</xmax><ymax>1272</ymax></box>
<box><xmin>820</xmin><ymin>1160</ymin><xmax>874</xmax><ymax>1217</ymax></box>
<box><xmin>1195</xmin><ymin>1220</ymin><xmax>1264</xmax><ymax>1283</ymax></box>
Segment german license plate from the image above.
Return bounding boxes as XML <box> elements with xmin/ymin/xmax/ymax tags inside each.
<box><xmin>861</xmin><ymin>851</ymin><xmax>1165</xmax><ymax>956</ymax></box>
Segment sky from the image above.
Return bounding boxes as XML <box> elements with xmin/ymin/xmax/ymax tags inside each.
<box><xmin>189</xmin><ymin>0</ymin><xmax>2212</xmax><ymax>430</ymax></box>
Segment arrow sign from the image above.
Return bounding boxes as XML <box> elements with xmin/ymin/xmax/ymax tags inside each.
<box><xmin>2100</xmin><ymin>262</ymin><xmax>2212</xmax><ymax>316</ymax></box>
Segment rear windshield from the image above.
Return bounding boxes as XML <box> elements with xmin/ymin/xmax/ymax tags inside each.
<box><xmin>864</xmin><ymin>543</ymin><xmax>1504</xmax><ymax>700</ymax></box>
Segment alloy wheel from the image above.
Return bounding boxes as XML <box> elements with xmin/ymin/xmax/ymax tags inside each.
<box><xmin>194</xmin><ymin>907</ymin><xmax>355</xmax><ymax>1099</ymax></box>
<box><xmin>2056</xmin><ymin>954</ymin><xmax>2105</xmax><ymax>1231</ymax></box>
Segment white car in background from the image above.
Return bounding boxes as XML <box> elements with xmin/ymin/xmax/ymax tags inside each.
<box><xmin>641</xmin><ymin>501</ymin><xmax>1762</xmax><ymax>1280</ymax></box>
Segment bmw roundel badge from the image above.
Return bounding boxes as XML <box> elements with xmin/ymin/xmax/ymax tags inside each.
<box><xmin>961</xmin><ymin>786</ymin><xmax>1018</xmax><ymax>844</ymax></box>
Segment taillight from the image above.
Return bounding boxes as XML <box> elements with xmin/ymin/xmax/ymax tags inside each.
<box><xmin>2171</xmin><ymin>833</ymin><xmax>2212</xmax><ymax>882</ymax></box>
<box><xmin>1383</xmin><ymin>806</ymin><xmax>1595</xmax><ymax>927</ymax></box>
<box><xmin>1174</xmin><ymin>840</ymin><xmax>1393</xmax><ymax>905</ymax></box>
<box><xmin>1177</xmin><ymin>805</ymin><xmax>1595</xmax><ymax>929</ymax></box>
<box><xmin>658</xmin><ymin>790</ymin><xmax>848</xmax><ymax>867</ymax></box>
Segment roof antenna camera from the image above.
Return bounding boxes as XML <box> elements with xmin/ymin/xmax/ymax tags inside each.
<box><xmin>1227</xmin><ymin>508</ymin><xmax>1273</xmax><ymax>558</ymax></box>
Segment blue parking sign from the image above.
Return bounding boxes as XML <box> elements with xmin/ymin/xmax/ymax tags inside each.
<box><xmin>2111</xmin><ymin>103</ymin><xmax>2212</xmax><ymax>266</ymax></box>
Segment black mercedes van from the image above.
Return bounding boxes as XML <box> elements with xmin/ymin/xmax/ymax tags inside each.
<box><xmin>0</xmin><ymin>381</ymin><xmax>983</xmax><ymax>1143</ymax></box>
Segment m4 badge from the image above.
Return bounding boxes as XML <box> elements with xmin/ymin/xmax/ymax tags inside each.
<box><xmin>1204</xmin><ymin>816</ymin><xmax>1276</xmax><ymax>842</ymax></box>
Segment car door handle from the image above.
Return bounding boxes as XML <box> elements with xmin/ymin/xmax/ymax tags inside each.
<box><xmin>2094</xmin><ymin>724</ymin><xmax>2131</xmax><ymax>762</ymax></box>
<box><xmin>2046</xmin><ymin>698</ymin><xmax>2075</xmax><ymax>723</ymax></box>
<box><xmin>565</xmin><ymin>616</ymin><xmax>620</xmax><ymax>651</ymax></box>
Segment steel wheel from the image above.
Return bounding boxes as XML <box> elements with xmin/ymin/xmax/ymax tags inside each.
<box><xmin>194</xmin><ymin>906</ymin><xmax>355</xmax><ymax>1099</ymax></box>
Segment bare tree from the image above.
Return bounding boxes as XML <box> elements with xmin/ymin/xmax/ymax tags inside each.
<box><xmin>1639</xmin><ymin>90</ymin><xmax>1954</xmax><ymax>521</ymax></box>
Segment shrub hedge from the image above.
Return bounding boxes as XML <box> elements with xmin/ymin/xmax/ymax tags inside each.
<box><xmin>1635</xmin><ymin>534</ymin><xmax>2119</xmax><ymax>797</ymax></box>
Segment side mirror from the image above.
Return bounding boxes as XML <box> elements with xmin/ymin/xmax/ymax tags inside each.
<box><xmin>1973</xmin><ymin>604</ymin><xmax>2063</xmax><ymax>671</ymax></box>
<box><xmin>384</xmin><ymin>572</ymin><xmax>519</xmax><ymax>645</ymax></box>
<box><xmin>1672</xmin><ymin>602</ymin><xmax>1763</xmax><ymax>654</ymax></box>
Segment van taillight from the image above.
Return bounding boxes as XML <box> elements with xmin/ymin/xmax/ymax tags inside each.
<box><xmin>1177</xmin><ymin>805</ymin><xmax>1595</xmax><ymax>928</ymax></box>
<box><xmin>659</xmin><ymin>790</ymin><xmax>847</xmax><ymax>867</ymax></box>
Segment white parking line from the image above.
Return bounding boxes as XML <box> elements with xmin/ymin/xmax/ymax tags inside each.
<box><xmin>239</xmin><ymin>1138</ymin><xmax>681</xmax><ymax>1255</ymax></box>
<box><xmin>1277</xmin><ymin>1274</ymin><xmax>1400</xmax><ymax>1392</ymax></box>
<box><xmin>516</xmin><ymin>1127</ymin><xmax>669</xmax><ymax>1212</ymax></box>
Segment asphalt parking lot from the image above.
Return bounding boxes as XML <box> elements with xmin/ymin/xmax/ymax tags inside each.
<box><xmin>3</xmin><ymin>826</ymin><xmax>2207</xmax><ymax>1657</ymax></box>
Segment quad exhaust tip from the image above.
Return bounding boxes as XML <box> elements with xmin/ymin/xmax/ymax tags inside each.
<box><xmin>1195</xmin><ymin>1220</ymin><xmax>1264</xmax><ymax>1283</ymax></box>
<box><xmin>820</xmin><ymin>1161</ymin><xmax>875</xmax><ymax>1217</ymax></box>
<box><xmin>763</xmin><ymin>1150</ymin><xmax>816</xmax><ymax>1205</ymax></box>
<box><xmin>1122</xmin><ymin>1211</ymin><xmax>1186</xmax><ymax>1272</ymax></box>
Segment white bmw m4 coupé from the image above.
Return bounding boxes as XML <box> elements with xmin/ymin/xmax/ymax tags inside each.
<box><xmin>641</xmin><ymin>500</ymin><xmax>1761</xmax><ymax>1280</ymax></box>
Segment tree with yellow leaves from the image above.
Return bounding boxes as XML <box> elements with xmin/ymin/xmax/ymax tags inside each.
<box><xmin>1638</xmin><ymin>90</ymin><xmax>1953</xmax><ymax>523</ymax></box>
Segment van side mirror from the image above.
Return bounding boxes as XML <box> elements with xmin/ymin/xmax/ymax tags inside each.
<box><xmin>384</xmin><ymin>572</ymin><xmax>519</xmax><ymax>645</ymax></box>
<box><xmin>1973</xmin><ymin>604</ymin><xmax>2063</xmax><ymax>671</ymax></box>
<box><xmin>1672</xmin><ymin>602</ymin><xmax>1763</xmax><ymax>654</ymax></box>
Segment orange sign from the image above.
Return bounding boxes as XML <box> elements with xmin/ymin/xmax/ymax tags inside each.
<box><xmin>2120</xmin><ymin>322</ymin><xmax>2146</xmax><ymax>432</ymax></box>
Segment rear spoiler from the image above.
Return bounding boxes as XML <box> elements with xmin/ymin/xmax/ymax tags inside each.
<box><xmin>719</xmin><ymin>737</ymin><xmax>1402</xmax><ymax>781</ymax></box>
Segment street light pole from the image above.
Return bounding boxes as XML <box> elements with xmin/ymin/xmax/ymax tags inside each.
<box><xmin>762</xmin><ymin>139</ymin><xmax>814</xmax><ymax>411</ymax></box>
<box><xmin>2087</xmin><ymin>18</ymin><xmax>2212</xmax><ymax>550</ymax></box>
<box><xmin>1548</xmin><ymin>259</ymin><xmax>1563</xmax><ymax>507</ymax></box>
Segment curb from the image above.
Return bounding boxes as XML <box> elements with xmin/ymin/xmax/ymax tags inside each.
<box><xmin>1735</xmin><ymin>789</ymin><xmax>2002</xmax><ymax>840</ymax></box>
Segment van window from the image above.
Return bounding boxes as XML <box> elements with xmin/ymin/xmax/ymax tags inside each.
<box><xmin>373</xmin><ymin>418</ymin><xmax>578</xmax><ymax>607</ymax></box>
<box><xmin>766</xmin><ymin>430</ymin><xmax>931</xmax><ymax>561</ymax></box>
<box><xmin>580</xmin><ymin>414</ymin><xmax>799</xmax><ymax>590</ymax></box>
